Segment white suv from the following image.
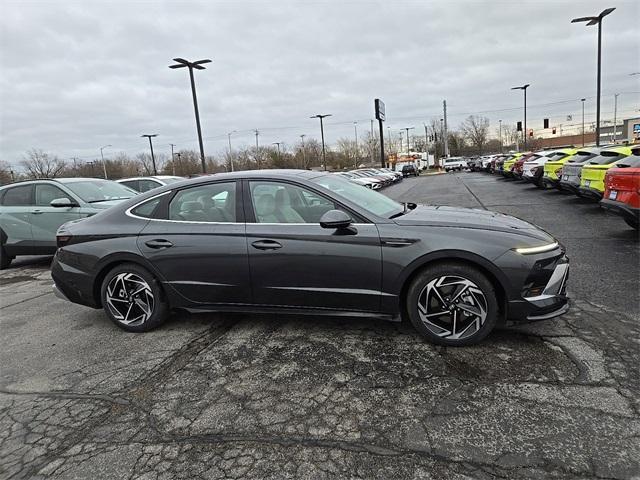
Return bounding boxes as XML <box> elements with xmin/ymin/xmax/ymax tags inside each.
<box><xmin>443</xmin><ymin>157</ymin><xmax>467</xmax><ymax>172</ymax></box>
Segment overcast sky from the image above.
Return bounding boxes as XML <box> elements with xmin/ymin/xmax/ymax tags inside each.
<box><xmin>1</xmin><ymin>0</ymin><xmax>638</xmax><ymax>165</ymax></box>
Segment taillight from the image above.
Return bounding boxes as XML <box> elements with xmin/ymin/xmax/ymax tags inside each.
<box><xmin>56</xmin><ymin>235</ymin><xmax>73</xmax><ymax>248</ymax></box>
<box><xmin>555</xmin><ymin>167</ymin><xmax>562</xmax><ymax>176</ymax></box>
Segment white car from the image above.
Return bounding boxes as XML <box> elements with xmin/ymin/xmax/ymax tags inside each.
<box><xmin>443</xmin><ymin>157</ymin><xmax>467</xmax><ymax>172</ymax></box>
<box><xmin>522</xmin><ymin>150</ymin><xmax>569</xmax><ymax>187</ymax></box>
<box><xmin>335</xmin><ymin>172</ymin><xmax>382</xmax><ymax>189</ymax></box>
<box><xmin>116</xmin><ymin>175</ymin><xmax>184</xmax><ymax>193</ymax></box>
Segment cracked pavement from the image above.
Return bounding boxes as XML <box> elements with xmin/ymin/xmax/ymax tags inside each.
<box><xmin>1</xmin><ymin>172</ymin><xmax>638</xmax><ymax>479</ymax></box>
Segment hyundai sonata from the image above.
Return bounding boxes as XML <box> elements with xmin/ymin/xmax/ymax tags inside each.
<box><xmin>51</xmin><ymin>170</ymin><xmax>569</xmax><ymax>346</ymax></box>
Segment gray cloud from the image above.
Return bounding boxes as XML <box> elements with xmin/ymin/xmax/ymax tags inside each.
<box><xmin>1</xmin><ymin>0</ymin><xmax>638</xmax><ymax>166</ymax></box>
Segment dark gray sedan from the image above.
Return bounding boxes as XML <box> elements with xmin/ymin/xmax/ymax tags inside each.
<box><xmin>51</xmin><ymin>170</ymin><xmax>569</xmax><ymax>346</ymax></box>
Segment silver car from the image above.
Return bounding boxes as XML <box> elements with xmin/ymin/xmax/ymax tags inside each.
<box><xmin>0</xmin><ymin>178</ymin><xmax>136</xmax><ymax>269</ymax></box>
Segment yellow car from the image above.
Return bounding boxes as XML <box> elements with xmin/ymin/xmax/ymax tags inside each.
<box><xmin>578</xmin><ymin>145</ymin><xmax>633</xmax><ymax>200</ymax></box>
<box><xmin>502</xmin><ymin>152</ymin><xmax>523</xmax><ymax>177</ymax></box>
<box><xmin>543</xmin><ymin>148</ymin><xmax>579</xmax><ymax>187</ymax></box>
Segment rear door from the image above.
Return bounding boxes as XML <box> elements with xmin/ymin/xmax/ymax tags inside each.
<box><xmin>136</xmin><ymin>180</ymin><xmax>251</xmax><ymax>305</ymax></box>
<box><xmin>245</xmin><ymin>179</ymin><xmax>382</xmax><ymax>312</ymax></box>
<box><xmin>30</xmin><ymin>183</ymin><xmax>82</xmax><ymax>247</ymax></box>
<box><xmin>0</xmin><ymin>184</ymin><xmax>34</xmax><ymax>250</ymax></box>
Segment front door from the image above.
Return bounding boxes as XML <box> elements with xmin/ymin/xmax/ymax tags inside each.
<box><xmin>136</xmin><ymin>180</ymin><xmax>251</xmax><ymax>305</ymax></box>
<box><xmin>31</xmin><ymin>183</ymin><xmax>82</xmax><ymax>247</ymax></box>
<box><xmin>245</xmin><ymin>180</ymin><xmax>382</xmax><ymax>312</ymax></box>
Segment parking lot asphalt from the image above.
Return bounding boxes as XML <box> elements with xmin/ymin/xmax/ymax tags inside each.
<box><xmin>1</xmin><ymin>172</ymin><xmax>639</xmax><ymax>479</ymax></box>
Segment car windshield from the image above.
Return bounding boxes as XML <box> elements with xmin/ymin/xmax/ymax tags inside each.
<box><xmin>615</xmin><ymin>157</ymin><xmax>640</xmax><ymax>168</ymax></box>
<box><xmin>547</xmin><ymin>152</ymin><xmax>568</xmax><ymax>161</ymax></box>
<box><xmin>568</xmin><ymin>151</ymin><xmax>597</xmax><ymax>163</ymax></box>
<box><xmin>63</xmin><ymin>180</ymin><xmax>136</xmax><ymax>203</ymax></box>
<box><xmin>311</xmin><ymin>174</ymin><xmax>403</xmax><ymax>219</ymax></box>
<box><xmin>587</xmin><ymin>152</ymin><xmax>628</xmax><ymax>165</ymax></box>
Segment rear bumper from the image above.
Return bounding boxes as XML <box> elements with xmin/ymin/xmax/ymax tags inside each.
<box><xmin>558</xmin><ymin>180</ymin><xmax>580</xmax><ymax>194</ymax></box>
<box><xmin>507</xmin><ymin>258</ymin><xmax>570</xmax><ymax>323</ymax></box>
<box><xmin>600</xmin><ymin>198</ymin><xmax>640</xmax><ymax>223</ymax></box>
<box><xmin>577</xmin><ymin>186</ymin><xmax>603</xmax><ymax>200</ymax></box>
<box><xmin>51</xmin><ymin>253</ymin><xmax>100</xmax><ymax>308</ymax></box>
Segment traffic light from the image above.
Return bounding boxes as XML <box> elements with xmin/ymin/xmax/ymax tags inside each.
<box><xmin>543</xmin><ymin>118</ymin><xmax>549</xmax><ymax>129</ymax></box>
<box><xmin>552</xmin><ymin>127</ymin><xmax>557</xmax><ymax>134</ymax></box>
<box><xmin>517</xmin><ymin>121</ymin><xmax>522</xmax><ymax>132</ymax></box>
<box><xmin>529</xmin><ymin>129</ymin><xmax>534</xmax><ymax>137</ymax></box>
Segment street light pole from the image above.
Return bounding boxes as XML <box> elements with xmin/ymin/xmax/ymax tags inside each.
<box><xmin>404</xmin><ymin>127</ymin><xmax>415</xmax><ymax>154</ymax></box>
<box><xmin>581</xmin><ymin>98</ymin><xmax>586</xmax><ymax>146</ymax></box>
<box><xmin>572</xmin><ymin>8</ymin><xmax>615</xmax><ymax>147</ymax></box>
<box><xmin>169</xmin><ymin>57</ymin><xmax>212</xmax><ymax>173</ymax></box>
<box><xmin>227</xmin><ymin>131</ymin><xmax>236</xmax><ymax>172</ymax></box>
<box><xmin>300</xmin><ymin>134</ymin><xmax>306</xmax><ymax>169</ymax></box>
<box><xmin>353</xmin><ymin>121</ymin><xmax>359</xmax><ymax>169</ymax></box>
<box><xmin>310</xmin><ymin>114</ymin><xmax>331</xmax><ymax>171</ymax></box>
<box><xmin>254</xmin><ymin>129</ymin><xmax>260</xmax><ymax>169</ymax></box>
<box><xmin>169</xmin><ymin>143</ymin><xmax>176</xmax><ymax>175</ymax></box>
<box><xmin>141</xmin><ymin>134</ymin><xmax>158</xmax><ymax>175</ymax></box>
<box><xmin>99</xmin><ymin>144</ymin><xmax>111</xmax><ymax>179</ymax></box>
<box><xmin>511</xmin><ymin>84</ymin><xmax>530</xmax><ymax>148</ymax></box>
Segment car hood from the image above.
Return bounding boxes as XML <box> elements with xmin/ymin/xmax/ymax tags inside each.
<box><xmin>394</xmin><ymin>205</ymin><xmax>554</xmax><ymax>241</ymax></box>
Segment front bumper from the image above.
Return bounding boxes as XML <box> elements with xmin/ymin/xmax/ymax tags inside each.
<box><xmin>600</xmin><ymin>198</ymin><xmax>640</xmax><ymax>224</ymax></box>
<box><xmin>507</xmin><ymin>257</ymin><xmax>570</xmax><ymax>323</ymax></box>
<box><xmin>577</xmin><ymin>186</ymin><xmax>603</xmax><ymax>201</ymax></box>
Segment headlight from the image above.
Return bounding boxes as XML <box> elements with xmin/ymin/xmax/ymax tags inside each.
<box><xmin>515</xmin><ymin>242</ymin><xmax>559</xmax><ymax>255</ymax></box>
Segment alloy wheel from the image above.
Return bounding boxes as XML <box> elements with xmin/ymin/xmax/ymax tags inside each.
<box><xmin>417</xmin><ymin>275</ymin><xmax>488</xmax><ymax>340</ymax></box>
<box><xmin>105</xmin><ymin>273</ymin><xmax>154</xmax><ymax>326</ymax></box>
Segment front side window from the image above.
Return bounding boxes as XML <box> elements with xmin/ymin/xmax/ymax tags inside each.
<box><xmin>1</xmin><ymin>185</ymin><xmax>33</xmax><ymax>206</ymax></box>
<box><xmin>250</xmin><ymin>181</ymin><xmax>336</xmax><ymax>224</ymax></box>
<box><xmin>168</xmin><ymin>182</ymin><xmax>236</xmax><ymax>222</ymax></box>
<box><xmin>35</xmin><ymin>184</ymin><xmax>69</xmax><ymax>206</ymax></box>
<box><xmin>311</xmin><ymin>174</ymin><xmax>403</xmax><ymax>219</ymax></box>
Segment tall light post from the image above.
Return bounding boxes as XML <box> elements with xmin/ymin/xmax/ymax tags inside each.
<box><xmin>169</xmin><ymin>143</ymin><xmax>176</xmax><ymax>175</ymax></box>
<box><xmin>310</xmin><ymin>114</ymin><xmax>331</xmax><ymax>171</ymax></box>
<box><xmin>99</xmin><ymin>144</ymin><xmax>111</xmax><ymax>179</ymax></box>
<box><xmin>572</xmin><ymin>8</ymin><xmax>615</xmax><ymax>147</ymax></box>
<box><xmin>439</xmin><ymin>119</ymin><xmax>444</xmax><ymax>160</ymax></box>
<box><xmin>254</xmin><ymin>129</ymin><xmax>260</xmax><ymax>169</ymax></box>
<box><xmin>141</xmin><ymin>134</ymin><xmax>158</xmax><ymax>175</ymax></box>
<box><xmin>353</xmin><ymin>121</ymin><xmax>359</xmax><ymax>168</ymax></box>
<box><xmin>581</xmin><ymin>98</ymin><xmax>586</xmax><ymax>146</ymax></box>
<box><xmin>227</xmin><ymin>131</ymin><xmax>237</xmax><ymax>172</ymax></box>
<box><xmin>404</xmin><ymin>127</ymin><xmax>415</xmax><ymax>154</ymax></box>
<box><xmin>169</xmin><ymin>57</ymin><xmax>211</xmax><ymax>173</ymax></box>
<box><xmin>511</xmin><ymin>84</ymin><xmax>530</xmax><ymax>148</ymax></box>
<box><xmin>300</xmin><ymin>134</ymin><xmax>306</xmax><ymax>169</ymax></box>
<box><xmin>498</xmin><ymin>120</ymin><xmax>503</xmax><ymax>153</ymax></box>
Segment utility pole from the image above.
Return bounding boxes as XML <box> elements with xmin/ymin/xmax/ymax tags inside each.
<box><xmin>141</xmin><ymin>135</ymin><xmax>158</xmax><ymax>175</ymax></box>
<box><xmin>581</xmin><ymin>98</ymin><xmax>586</xmax><ymax>146</ymax></box>
<box><xmin>176</xmin><ymin>152</ymin><xmax>182</xmax><ymax>174</ymax></box>
<box><xmin>443</xmin><ymin>100</ymin><xmax>449</xmax><ymax>158</ymax></box>
<box><xmin>423</xmin><ymin>124</ymin><xmax>429</xmax><ymax>165</ymax></box>
<box><xmin>353</xmin><ymin>121</ymin><xmax>359</xmax><ymax>169</ymax></box>
<box><xmin>498</xmin><ymin>120</ymin><xmax>503</xmax><ymax>153</ymax></box>
<box><xmin>227</xmin><ymin>131</ymin><xmax>236</xmax><ymax>172</ymax></box>
<box><xmin>613</xmin><ymin>93</ymin><xmax>619</xmax><ymax>143</ymax></box>
<box><xmin>169</xmin><ymin>57</ymin><xmax>211</xmax><ymax>173</ymax></box>
<box><xmin>439</xmin><ymin>118</ymin><xmax>444</xmax><ymax>160</ymax></box>
<box><xmin>300</xmin><ymin>134</ymin><xmax>306</xmax><ymax>169</ymax></box>
<box><xmin>254</xmin><ymin>129</ymin><xmax>260</xmax><ymax>169</ymax></box>
<box><xmin>311</xmin><ymin>114</ymin><xmax>331</xmax><ymax>171</ymax></box>
<box><xmin>370</xmin><ymin>119</ymin><xmax>375</xmax><ymax>164</ymax></box>
<box><xmin>99</xmin><ymin>145</ymin><xmax>111</xmax><ymax>179</ymax></box>
<box><xmin>169</xmin><ymin>143</ymin><xmax>176</xmax><ymax>175</ymax></box>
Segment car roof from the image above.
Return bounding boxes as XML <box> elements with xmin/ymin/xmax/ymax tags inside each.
<box><xmin>0</xmin><ymin>177</ymin><xmax>114</xmax><ymax>190</ymax></box>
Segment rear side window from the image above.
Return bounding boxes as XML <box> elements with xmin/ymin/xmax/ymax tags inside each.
<box><xmin>139</xmin><ymin>179</ymin><xmax>161</xmax><ymax>192</ymax></box>
<box><xmin>120</xmin><ymin>180</ymin><xmax>140</xmax><ymax>192</ymax></box>
<box><xmin>131</xmin><ymin>197</ymin><xmax>162</xmax><ymax>218</ymax></box>
<box><xmin>168</xmin><ymin>182</ymin><xmax>236</xmax><ymax>222</ymax></box>
<box><xmin>1</xmin><ymin>185</ymin><xmax>33</xmax><ymax>206</ymax></box>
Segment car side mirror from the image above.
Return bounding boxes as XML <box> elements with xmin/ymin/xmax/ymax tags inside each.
<box><xmin>319</xmin><ymin>209</ymin><xmax>352</xmax><ymax>229</ymax></box>
<box><xmin>50</xmin><ymin>197</ymin><xmax>79</xmax><ymax>208</ymax></box>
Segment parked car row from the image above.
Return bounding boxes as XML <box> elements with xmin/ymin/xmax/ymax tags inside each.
<box><xmin>335</xmin><ymin>167</ymin><xmax>407</xmax><ymax>189</ymax></box>
<box><xmin>480</xmin><ymin>145</ymin><xmax>640</xmax><ymax>230</ymax></box>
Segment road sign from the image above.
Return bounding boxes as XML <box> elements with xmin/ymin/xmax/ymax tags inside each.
<box><xmin>375</xmin><ymin>99</ymin><xmax>385</xmax><ymax>121</ymax></box>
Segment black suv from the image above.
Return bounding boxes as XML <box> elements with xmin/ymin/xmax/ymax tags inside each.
<box><xmin>401</xmin><ymin>164</ymin><xmax>419</xmax><ymax>177</ymax></box>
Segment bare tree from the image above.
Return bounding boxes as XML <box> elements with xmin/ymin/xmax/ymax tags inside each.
<box><xmin>461</xmin><ymin>115</ymin><xmax>490</xmax><ymax>154</ymax></box>
<box><xmin>0</xmin><ymin>161</ymin><xmax>16</xmax><ymax>185</ymax></box>
<box><xmin>21</xmin><ymin>149</ymin><xmax>66</xmax><ymax>178</ymax></box>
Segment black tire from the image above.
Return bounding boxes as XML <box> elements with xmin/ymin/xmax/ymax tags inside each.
<box><xmin>624</xmin><ymin>217</ymin><xmax>639</xmax><ymax>230</ymax></box>
<box><xmin>406</xmin><ymin>262</ymin><xmax>499</xmax><ymax>346</ymax></box>
<box><xmin>0</xmin><ymin>244</ymin><xmax>11</xmax><ymax>270</ymax></box>
<box><xmin>100</xmin><ymin>263</ymin><xmax>169</xmax><ymax>332</ymax></box>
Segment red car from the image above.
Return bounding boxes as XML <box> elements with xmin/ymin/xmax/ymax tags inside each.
<box><xmin>600</xmin><ymin>145</ymin><xmax>640</xmax><ymax>230</ymax></box>
<box><xmin>512</xmin><ymin>152</ymin><xmax>535</xmax><ymax>179</ymax></box>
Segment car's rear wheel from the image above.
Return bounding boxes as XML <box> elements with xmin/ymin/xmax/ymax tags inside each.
<box><xmin>100</xmin><ymin>263</ymin><xmax>169</xmax><ymax>332</ymax></box>
<box><xmin>406</xmin><ymin>263</ymin><xmax>498</xmax><ymax>346</ymax></box>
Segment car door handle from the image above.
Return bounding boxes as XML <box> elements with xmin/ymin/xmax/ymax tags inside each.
<box><xmin>144</xmin><ymin>239</ymin><xmax>173</xmax><ymax>249</ymax></box>
<box><xmin>31</xmin><ymin>210</ymin><xmax>44</xmax><ymax>215</ymax></box>
<box><xmin>251</xmin><ymin>240</ymin><xmax>282</xmax><ymax>250</ymax></box>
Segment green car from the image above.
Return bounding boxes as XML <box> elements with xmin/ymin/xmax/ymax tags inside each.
<box><xmin>0</xmin><ymin>178</ymin><xmax>136</xmax><ymax>269</ymax></box>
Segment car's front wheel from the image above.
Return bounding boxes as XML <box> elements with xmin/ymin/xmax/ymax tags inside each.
<box><xmin>406</xmin><ymin>263</ymin><xmax>498</xmax><ymax>346</ymax></box>
<box><xmin>100</xmin><ymin>263</ymin><xmax>169</xmax><ymax>332</ymax></box>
